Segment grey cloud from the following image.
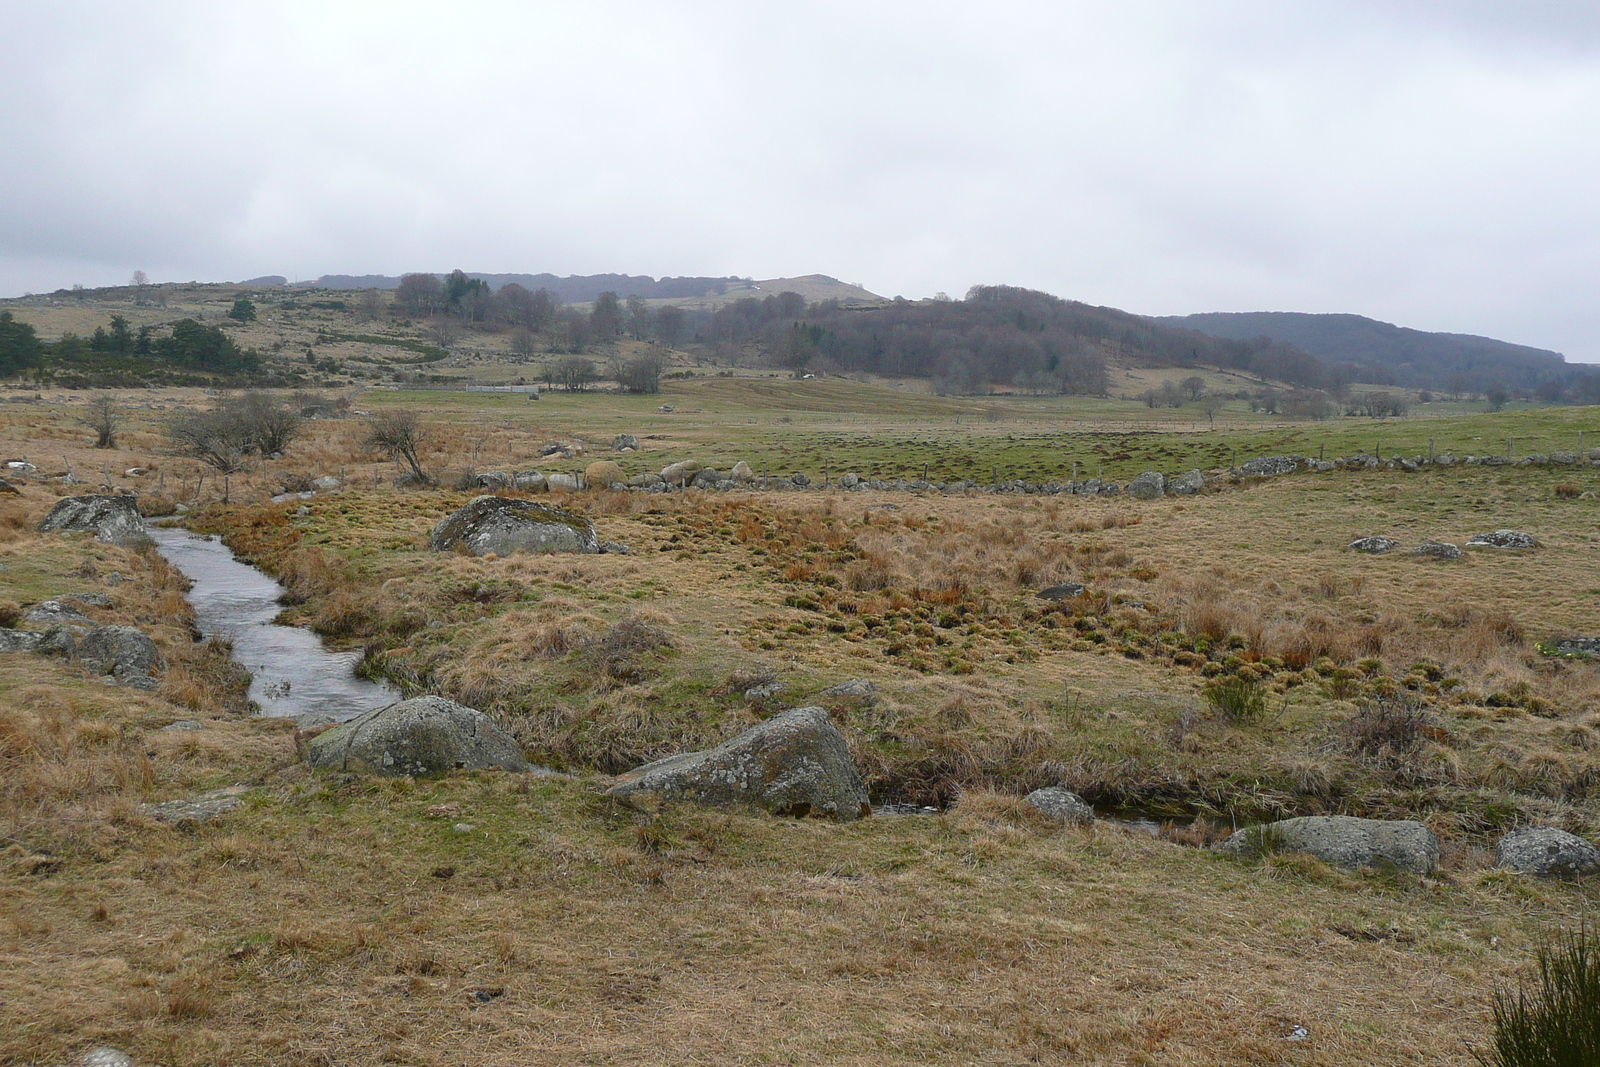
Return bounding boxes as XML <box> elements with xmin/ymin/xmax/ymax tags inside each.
<box><xmin>2</xmin><ymin>1</ymin><xmax>1597</xmax><ymax>360</ymax></box>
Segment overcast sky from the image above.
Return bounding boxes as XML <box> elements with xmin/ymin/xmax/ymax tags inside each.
<box><xmin>3</xmin><ymin>1</ymin><xmax>1598</xmax><ymax>359</ymax></box>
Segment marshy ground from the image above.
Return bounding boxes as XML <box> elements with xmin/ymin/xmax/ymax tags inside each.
<box><xmin>1</xmin><ymin>379</ymin><xmax>1597</xmax><ymax>1065</ymax></box>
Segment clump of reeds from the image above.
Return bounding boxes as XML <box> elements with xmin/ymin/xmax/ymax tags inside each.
<box><xmin>1476</xmin><ymin>925</ymin><xmax>1600</xmax><ymax>1067</ymax></box>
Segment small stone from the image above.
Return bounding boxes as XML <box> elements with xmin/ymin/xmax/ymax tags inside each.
<box><xmin>160</xmin><ymin>720</ymin><xmax>206</xmax><ymax>731</ymax></box>
<box><xmin>1411</xmin><ymin>540</ymin><xmax>1463</xmax><ymax>560</ymax></box>
<box><xmin>453</xmin><ymin>823</ymin><xmax>475</xmax><ymax>833</ymax></box>
<box><xmin>1036</xmin><ymin>583</ymin><xmax>1086</xmax><ymax>601</ymax></box>
<box><xmin>598</xmin><ymin>541</ymin><xmax>631</xmax><ymax>554</ymax></box>
<box><xmin>82</xmin><ymin>1048</ymin><xmax>134</xmax><ymax>1067</ymax></box>
<box><xmin>819</xmin><ymin>679</ymin><xmax>876</xmax><ymax>700</ymax></box>
<box><xmin>1349</xmin><ymin>536</ymin><xmax>1400</xmax><ymax>554</ymax></box>
<box><xmin>1466</xmin><ymin>530</ymin><xmax>1538</xmax><ymax>549</ymax></box>
<box><xmin>1495</xmin><ymin>826</ymin><xmax>1600</xmax><ymax>878</ymax></box>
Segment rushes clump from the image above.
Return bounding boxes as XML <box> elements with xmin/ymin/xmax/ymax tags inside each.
<box><xmin>1477</xmin><ymin>925</ymin><xmax>1600</xmax><ymax>1067</ymax></box>
<box><xmin>1202</xmin><ymin>675</ymin><xmax>1271</xmax><ymax>724</ymax></box>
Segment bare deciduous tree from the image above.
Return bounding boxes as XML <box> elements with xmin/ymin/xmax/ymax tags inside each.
<box><xmin>365</xmin><ymin>410</ymin><xmax>432</xmax><ymax>484</ymax></box>
<box><xmin>80</xmin><ymin>395</ymin><xmax>121</xmax><ymax>449</ymax></box>
<box><xmin>428</xmin><ymin>317</ymin><xmax>462</xmax><ymax>348</ymax></box>
<box><xmin>359</xmin><ymin>289</ymin><xmax>384</xmax><ymax>321</ymax></box>
<box><xmin>552</xmin><ymin>356</ymin><xmax>597</xmax><ymax>391</ymax></box>
<box><xmin>510</xmin><ymin>328</ymin><xmax>539</xmax><ymax>361</ymax></box>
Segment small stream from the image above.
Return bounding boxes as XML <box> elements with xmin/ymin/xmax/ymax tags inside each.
<box><xmin>146</xmin><ymin>525</ymin><xmax>399</xmax><ymax>724</ymax></box>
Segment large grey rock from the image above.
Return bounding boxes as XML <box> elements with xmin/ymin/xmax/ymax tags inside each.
<box><xmin>78</xmin><ymin>625</ymin><xmax>161</xmax><ymax>680</ymax></box>
<box><xmin>1412</xmin><ymin>540</ymin><xmax>1463</xmax><ymax>560</ymax></box>
<box><xmin>1495</xmin><ymin>826</ymin><xmax>1600</xmax><ymax>878</ymax></box>
<box><xmin>1466</xmin><ymin>530</ymin><xmax>1538</xmax><ymax>549</ymax></box>
<box><xmin>1036</xmin><ymin>582</ymin><xmax>1086</xmax><ymax>601</ymax></box>
<box><xmin>545</xmin><ymin>472</ymin><xmax>579</xmax><ymax>492</ymax></box>
<box><xmin>468</xmin><ymin>470</ymin><xmax>513</xmax><ymax>490</ymax></box>
<box><xmin>690</xmin><ymin>468</ymin><xmax>724</xmax><ymax>489</ymax></box>
<box><xmin>1350</xmin><ymin>536</ymin><xmax>1400</xmax><ymax>554</ymax></box>
<box><xmin>1168</xmin><ymin>469</ymin><xmax>1205</xmax><ymax>495</ymax></box>
<box><xmin>37</xmin><ymin>493</ymin><xmax>149</xmax><ymax>546</ymax></box>
<box><xmin>1216</xmin><ymin>815</ymin><xmax>1440</xmax><ymax>874</ymax></box>
<box><xmin>731</xmin><ymin>461</ymin><xmax>755</xmax><ymax>483</ymax></box>
<box><xmin>303</xmin><ymin>696</ymin><xmax>530</xmax><ymax>777</ymax></box>
<box><xmin>607</xmin><ymin>706</ymin><xmax>871</xmax><ymax>820</ymax></box>
<box><xmin>1127</xmin><ymin>471</ymin><xmax>1165</xmax><ymax>499</ymax></box>
<box><xmin>1024</xmin><ymin>786</ymin><xmax>1093</xmax><ymax>824</ymax></box>
<box><xmin>429</xmin><ymin>496</ymin><xmax>597</xmax><ymax>556</ymax></box>
<box><xmin>611</xmin><ymin>433</ymin><xmax>640</xmax><ymax>452</ymax></box>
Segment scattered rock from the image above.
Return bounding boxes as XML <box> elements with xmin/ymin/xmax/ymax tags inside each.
<box><xmin>140</xmin><ymin>786</ymin><xmax>249</xmax><ymax>826</ymax></box>
<box><xmin>513</xmin><ymin>470</ymin><xmax>547</xmax><ymax>491</ymax></box>
<box><xmin>78</xmin><ymin>625</ymin><xmax>161</xmax><ymax>681</ymax></box>
<box><xmin>540</xmin><ymin>442</ymin><xmax>568</xmax><ymax>457</ymax></box>
<box><xmin>1237</xmin><ymin>455</ymin><xmax>1298</xmax><ymax>477</ymax></box>
<box><xmin>62</xmin><ymin>592</ymin><xmax>112</xmax><ymax>608</ymax></box>
<box><xmin>312</xmin><ymin>475</ymin><xmax>341</xmax><ymax>490</ymax></box>
<box><xmin>0</xmin><ymin>628</ymin><xmax>44</xmax><ymax>653</ymax></box>
<box><xmin>1036</xmin><ymin>583</ymin><xmax>1086</xmax><ymax>601</ymax></box>
<box><xmin>430</xmin><ymin>497</ymin><xmax>598</xmax><ymax>557</ymax></box>
<box><xmin>585</xmin><ymin>461</ymin><xmax>626</xmax><ymax>489</ymax></box>
<box><xmin>819</xmin><ymin>679</ymin><xmax>876</xmax><ymax>700</ymax></box>
<box><xmin>123</xmin><ymin>467</ymin><xmax>147</xmax><ymax>477</ymax></box>
<box><xmin>468</xmin><ymin>470</ymin><xmax>513</xmax><ymax>490</ymax></box>
<box><xmin>607</xmin><ymin>706</ymin><xmax>871</xmax><ymax>820</ymax></box>
<box><xmin>1466</xmin><ymin>530</ymin><xmax>1538</xmax><ymax>549</ymax></box>
<box><xmin>1024</xmin><ymin>786</ymin><xmax>1093</xmax><ymax>823</ymax></box>
<box><xmin>611</xmin><ymin>433</ymin><xmax>640</xmax><ymax>451</ymax></box>
<box><xmin>790</xmin><ymin>472</ymin><xmax>811</xmax><ymax>487</ymax></box>
<box><xmin>303</xmin><ymin>696</ymin><xmax>532</xmax><ymax>777</ymax></box>
<box><xmin>731</xmin><ymin>461</ymin><xmax>755</xmax><ymax>482</ymax></box>
<box><xmin>690</xmin><ymin>467</ymin><xmax>724</xmax><ymax>489</ymax></box>
<box><xmin>1127</xmin><ymin>471</ymin><xmax>1166</xmax><ymax>499</ymax></box>
<box><xmin>37</xmin><ymin>493</ymin><xmax>149</xmax><ymax>547</ymax></box>
<box><xmin>1411</xmin><ymin>540</ymin><xmax>1463</xmax><ymax>560</ymax></box>
<box><xmin>658</xmin><ymin>403</ymin><xmax>675</xmax><ymax>412</ymax></box>
<box><xmin>23</xmin><ymin>600</ymin><xmax>94</xmax><ymax>629</ymax></box>
<box><xmin>838</xmin><ymin>472</ymin><xmax>860</xmax><ymax>488</ymax></box>
<box><xmin>545</xmin><ymin>472</ymin><xmax>579</xmax><ymax>492</ymax></box>
<box><xmin>598</xmin><ymin>541</ymin><xmax>631</xmax><ymax>554</ymax></box>
<box><xmin>660</xmin><ymin>459</ymin><xmax>703</xmax><ymax>485</ymax></box>
<box><xmin>1548</xmin><ymin>637</ymin><xmax>1600</xmax><ymax>658</ymax></box>
<box><xmin>1216</xmin><ymin>815</ymin><xmax>1440</xmax><ymax>874</ymax></box>
<box><xmin>0</xmin><ymin>477</ymin><xmax>18</xmax><ymax>494</ymax></box>
<box><xmin>1349</xmin><ymin>536</ymin><xmax>1400</xmax><ymax>554</ymax></box>
<box><xmin>743</xmin><ymin>680</ymin><xmax>783</xmax><ymax>702</ymax></box>
<box><xmin>82</xmin><ymin>1047</ymin><xmax>134</xmax><ymax>1067</ymax></box>
<box><xmin>1495</xmin><ymin>826</ymin><xmax>1600</xmax><ymax>878</ymax></box>
<box><xmin>1168</xmin><ymin>469</ymin><xmax>1205</xmax><ymax>495</ymax></box>
<box><xmin>160</xmin><ymin>720</ymin><xmax>206</xmax><ymax>731</ymax></box>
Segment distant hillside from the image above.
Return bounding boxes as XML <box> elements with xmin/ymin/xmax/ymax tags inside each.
<box><xmin>299</xmin><ymin>272</ymin><xmax>755</xmax><ymax>303</ymax></box>
<box><xmin>1155</xmin><ymin>311</ymin><xmax>1569</xmax><ymax>392</ymax></box>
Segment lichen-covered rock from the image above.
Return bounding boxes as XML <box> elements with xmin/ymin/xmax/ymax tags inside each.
<box><xmin>731</xmin><ymin>461</ymin><xmax>755</xmax><ymax>482</ymax></box>
<box><xmin>0</xmin><ymin>628</ymin><xmax>43</xmax><ymax>654</ymax></box>
<box><xmin>429</xmin><ymin>496</ymin><xmax>597</xmax><ymax>556</ymax></box>
<box><xmin>37</xmin><ymin>493</ymin><xmax>149</xmax><ymax>546</ymax></box>
<box><xmin>468</xmin><ymin>470</ymin><xmax>513</xmax><ymax>490</ymax></box>
<box><xmin>1168</xmin><ymin>470</ymin><xmax>1206</xmax><ymax>495</ymax></box>
<box><xmin>303</xmin><ymin>696</ymin><xmax>530</xmax><ymax>777</ymax></box>
<box><xmin>140</xmin><ymin>786</ymin><xmax>248</xmax><ymax>826</ymax></box>
<box><xmin>545</xmin><ymin>472</ymin><xmax>580</xmax><ymax>492</ymax></box>
<box><xmin>1350</xmin><ymin>536</ymin><xmax>1400</xmax><ymax>554</ymax></box>
<box><xmin>585</xmin><ymin>461</ymin><xmax>626</xmax><ymax>489</ymax></box>
<box><xmin>78</xmin><ymin>625</ymin><xmax>161</xmax><ymax>680</ymax></box>
<box><xmin>1024</xmin><ymin>786</ymin><xmax>1093</xmax><ymax>823</ymax></box>
<box><xmin>513</xmin><ymin>470</ymin><xmax>547</xmax><ymax>491</ymax></box>
<box><xmin>607</xmin><ymin>706</ymin><xmax>871</xmax><ymax>820</ymax></box>
<box><xmin>1412</xmin><ymin>540</ymin><xmax>1463</xmax><ymax>560</ymax></box>
<box><xmin>1127</xmin><ymin>471</ymin><xmax>1165</xmax><ymax>499</ymax></box>
<box><xmin>23</xmin><ymin>599</ymin><xmax>94</xmax><ymax>629</ymax></box>
<box><xmin>1216</xmin><ymin>815</ymin><xmax>1440</xmax><ymax>874</ymax></box>
<box><xmin>611</xmin><ymin>433</ymin><xmax>640</xmax><ymax>452</ymax></box>
<box><xmin>1036</xmin><ymin>582</ymin><xmax>1086</xmax><ymax>601</ymax></box>
<box><xmin>819</xmin><ymin>679</ymin><xmax>876</xmax><ymax>700</ymax></box>
<box><xmin>660</xmin><ymin>460</ymin><xmax>703</xmax><ymax>485</ymax></box>
<box><xmin>1466</xmin><ymin>530</ymin><xmax>1538</xmax><ymax>549</ymax></box>
<box><xmin>1495</xmin><ymin>826</ymin><xmax>1600</xmax><ymax>878</ymax></box>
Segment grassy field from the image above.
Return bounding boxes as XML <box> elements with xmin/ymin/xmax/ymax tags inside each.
<box><xmin>2</xmin><ymin>379</ymin><xmax>1599</xmax><ymax>1065</ymax></box>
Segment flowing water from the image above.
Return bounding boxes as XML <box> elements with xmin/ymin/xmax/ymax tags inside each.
<box><xmin>146</xmin><ymin>525</ymin><xmax>399</xmax><ymax>724</ymax></box>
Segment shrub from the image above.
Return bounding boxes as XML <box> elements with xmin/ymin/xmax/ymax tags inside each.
<box><xmin>1341</xmin><ymin>694</ymin><xmax>1432</xmax><ymax>757</ymax></box>
<box><xmin>1553</xmin><ymin>484</ymin><xmax>1581</xmax><ymax>499</ymax></box>
<box><xmin>1476</xmin><ymin>925</ymin><xmax>1600</xmax><ymax>1067</ymax></box>
<box><xmin>1202</xmin><ymin>675</ymin><xmax>1272</xmax><ymax>724</ymax></box>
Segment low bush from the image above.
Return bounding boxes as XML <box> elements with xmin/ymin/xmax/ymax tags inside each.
<box><xmin>1202</xmin><ymin>675</ymin><xmax>1272</xmax><ymax>724</ymax></box>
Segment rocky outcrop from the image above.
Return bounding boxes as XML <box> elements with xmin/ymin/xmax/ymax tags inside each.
<box><xmin>303</xmin><ymin>696</ymin><xmax>530</xmax><ymax>777</ymax></box>
<box><xmin>140</xmin><ymin>786</ymin><xmax>249</xmax><ymax>826</ymax></box>
<box><xmin>1024</xmin><ymin>786</ymin><xmax>1092</xmax><ymax>823</ymax></box>
<box><xmin>429</xmin><ymin>496</ymin><xmax>597</xmax><ymax>556</ymax></box>
<box><xmin>0</xmin><ymin>629</ymin><xmax>44</xmax><ymax>654</ymax></box>
<box><xmin>611</xmin><ymin>433</ymin><xmax>640</xmax><ymax>452</ymax></box>
<box><xmin>607</xmin><ymin>706</ymin><xmax>871</xmax><ymax>820</ymax></box>
<box><xmin>1217</xmin><ymin>815</ymin><xmax>1440</xmax><ymax>874</ymax></box>
<box><xmin>1412</xmin><ymin>540</ymin><xmax>1463</xmax><ymax>560</ymax></box>
<box><xmin>37</xmin><ymin>493</ymin><xmax>148</xmax><ymax>547</ymax></box>
<box><xmin>1127</xmin><ymin>471</ymin><xmax>1165</xmax><ymax>499</ymax></box>
<box><xmin>23</xmin><ymin>600</ymin><xmax>95</xmax><ymax>630</ymax></box>
<box><xmin>1350</xmin><ymin>536</ymin><xmax>1400</xmax><ymax>554</ymax></box>
<box><xmin>1466</xmin><ymin>530</ymin><xmax>1538</xmax><ymax>549</ymax></box>
<box><xmin>661</xmin><ymin>460</ymin><xmax>703</xmax><ymax>486</ymax></box>
<box><xmin>1494</xmin><ymin>826</ymin><xmax>1600</xmax><ymax>878</ymax></box>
